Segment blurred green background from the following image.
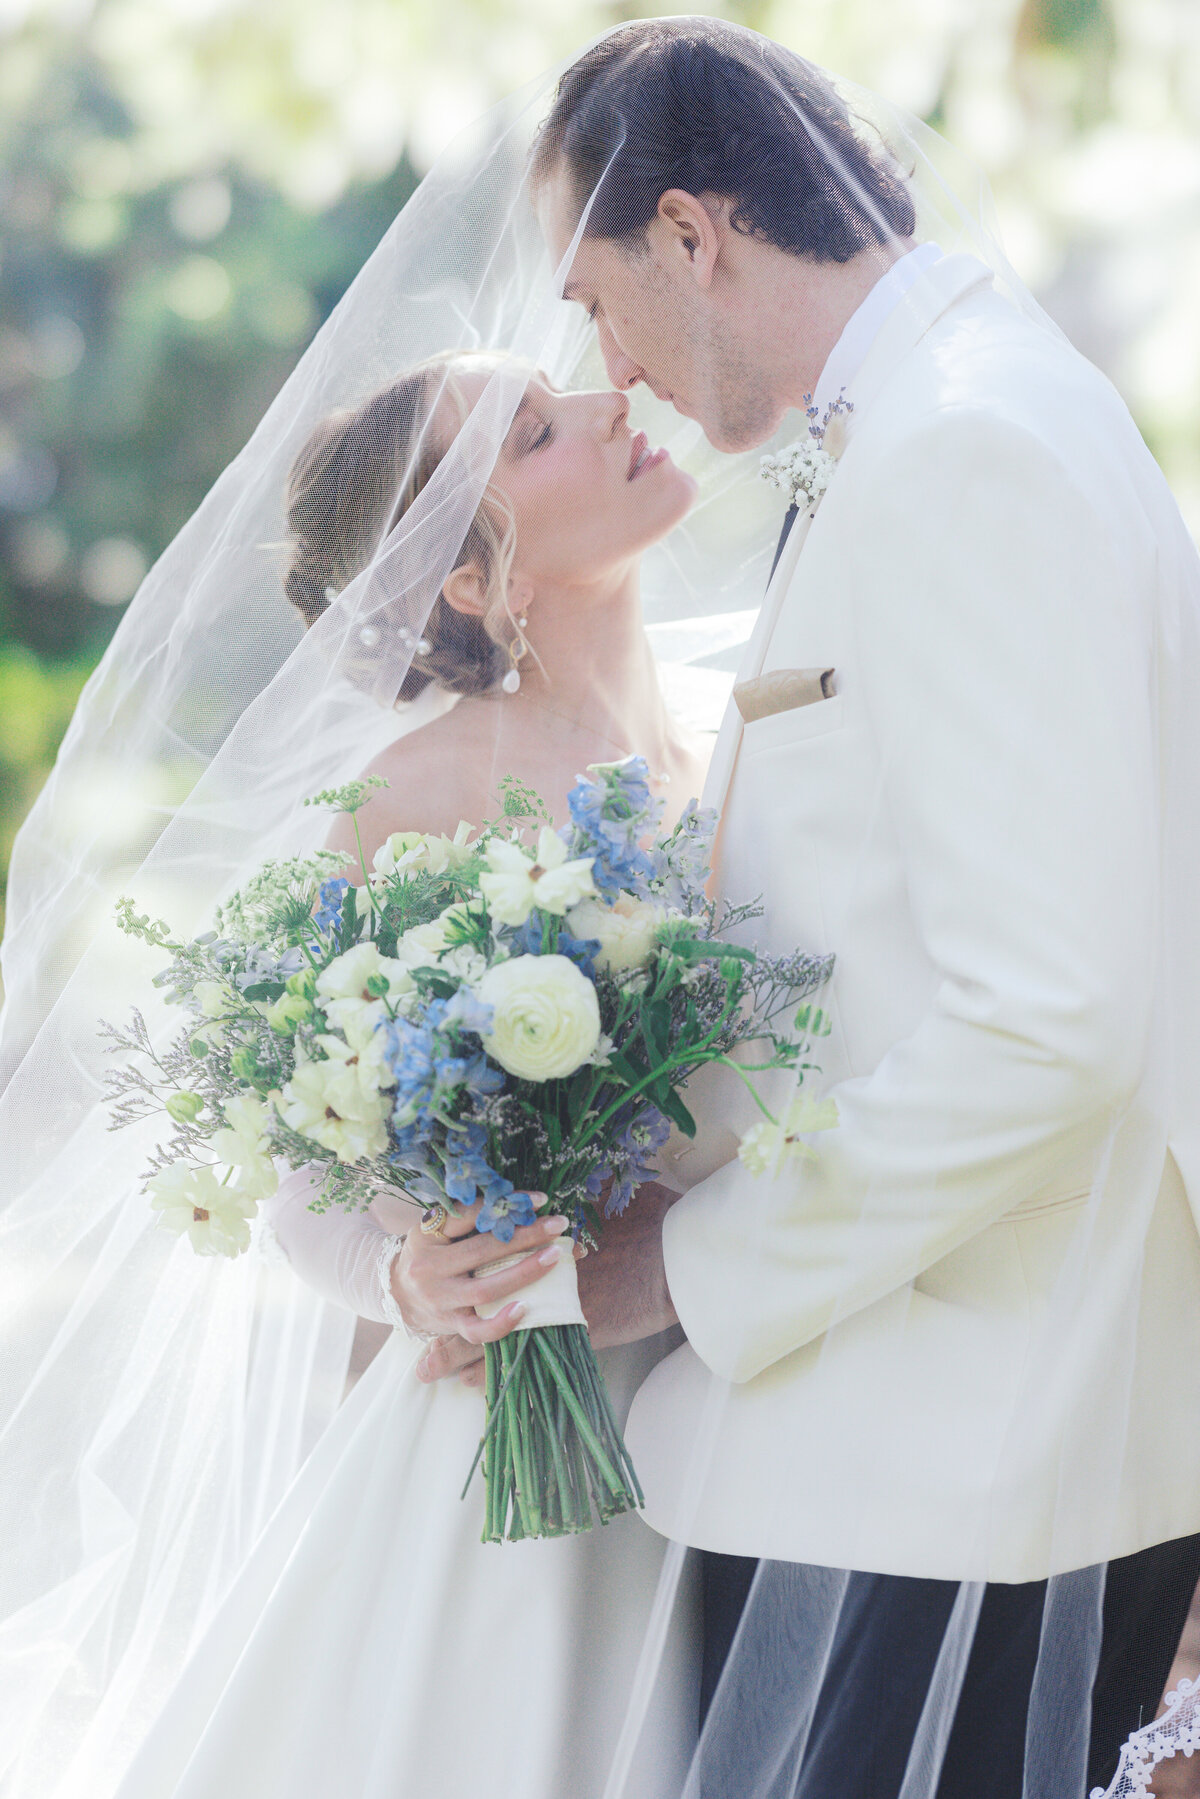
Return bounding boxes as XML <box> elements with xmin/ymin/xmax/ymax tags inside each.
<box><xmin>2</xmin><ymin>0</ymin><xmax>1199</xmax><ymax>933</ymax></box>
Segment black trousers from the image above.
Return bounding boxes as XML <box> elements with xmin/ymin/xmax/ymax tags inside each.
<box><xmin>699</xmin><ymin>1533</ymin><xmax>1200</xmax><ymax>1798</ymax></box>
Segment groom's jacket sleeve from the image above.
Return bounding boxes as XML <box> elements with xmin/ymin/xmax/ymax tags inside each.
<box><xmin>663</xmin><ymin>402</ymin><xmax>1158</xmax><ymax>1385</ymax></box>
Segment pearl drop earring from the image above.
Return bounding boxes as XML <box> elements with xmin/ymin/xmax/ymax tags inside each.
<box><xmin>502</xmin><ymin>613</ymin><xmax>531</xmax><ymax>694</ymax></box>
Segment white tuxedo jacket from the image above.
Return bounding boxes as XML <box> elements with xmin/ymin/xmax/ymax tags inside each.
<box><xmin>625</xmin><ymin>256</ymin><xmax>1200</xmax><ymax>1584</ymax></box>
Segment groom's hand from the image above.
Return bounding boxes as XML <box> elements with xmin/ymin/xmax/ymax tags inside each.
<box><xmin>576</xmin><ymin>1179</ymin><xmax>679</xmax><ymax>1349</ymax></box>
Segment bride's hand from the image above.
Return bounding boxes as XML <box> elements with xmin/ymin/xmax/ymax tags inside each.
<box><xmin>394</xmin><ymin>1199</ymin><xmax>568</xmax><ymax>1374</ymax></box>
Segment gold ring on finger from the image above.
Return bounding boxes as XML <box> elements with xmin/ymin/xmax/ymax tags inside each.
<box><xmin>420</xmin><ymin>1203</ymin><xmax>450</xmax><ymax>1239</ymax></box>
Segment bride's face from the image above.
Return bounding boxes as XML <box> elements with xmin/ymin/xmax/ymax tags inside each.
<box><xmin>449</xmin><ymin>370</ymin><xmax>696</xmax><ymax>590</ymax></box>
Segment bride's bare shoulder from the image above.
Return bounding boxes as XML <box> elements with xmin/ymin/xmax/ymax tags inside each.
<box><xmin>324</xmin><ymin>702</ymin><xmax>496</xmax><ymax>863</ymax></box>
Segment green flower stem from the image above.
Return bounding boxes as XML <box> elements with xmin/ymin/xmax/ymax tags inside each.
<box><xmin>504</xmin><ymin>1340</ymin><xmax>541</xmax><ymax>1537</ymax></box>
<box><xmin>349</xmin><ymin>808</ymin><xmax>380</xmax><ymax>918</ymax></box>
<box><xmin>535</xmin><ymin>1335</ymin><xmax>625</xmax><ymax>1498</ymax></box>
<box><xmin>573</xmin><ymin>993</ymin><xmax>742</xmax><ymax>1152</ymax></box>
<box><xmin>712</xmin><ymin>1054</ymin><xmax>783</xmax><ymax>1126</ymax></box>
<box><xmin>530</xmin><ymin>1345</ymin><xmax>575</xmax><ymax>1531</ymax></box>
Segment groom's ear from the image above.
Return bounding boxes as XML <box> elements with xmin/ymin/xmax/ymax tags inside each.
<box><xmin>650</xmin><ymin>190</ymin><xmax>721</xmax><ymax>290</ymax></box>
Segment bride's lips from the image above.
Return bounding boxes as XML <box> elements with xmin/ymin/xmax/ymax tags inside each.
<box><xmin>626</xmin><ymin>430</ymin><xmax>670</xmax><ymax>480</ymax></box>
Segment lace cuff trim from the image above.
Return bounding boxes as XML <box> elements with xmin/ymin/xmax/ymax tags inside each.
<box><xmin>375</xmin><ymin>1232</ymin><xmax>420</xmax><ymax>1336</ymax></box>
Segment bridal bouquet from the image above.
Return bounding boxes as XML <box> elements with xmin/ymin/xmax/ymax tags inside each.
<box><xmin>105</xmin><ymin>758</ymin><xmax>833</xmax><ymax>1542</ymax></box>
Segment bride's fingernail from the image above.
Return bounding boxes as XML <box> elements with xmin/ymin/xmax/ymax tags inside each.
<box><xmin>537</xmin><ymin>1245</ymin><xmax>561</xmax><ymax>1265</ymax></box>
<box><xmin>508</xmin><ymin>1303</ymin><xmax>527</xmax><ymax>1321</ymax></box>
<box><xmin>542</xmin><ymin>1215</ymin><xmax>569</xmax><ymax>1235</ymax></box>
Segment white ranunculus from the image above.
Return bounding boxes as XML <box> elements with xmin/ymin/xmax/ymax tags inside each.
<box><xmin>148</xmin><ymin>1162</ymin><xmax>257</xmax><ymax>1257</ymax></box>
<box><xmin>394</xmin><ymin>917</ymin><xmax>452</xmax><ymax>967</ymax></box>
<box><xmin>566</xmin><ymin>893</ymin><xmax>666</xmax><ymax>974</ymax></box>
<box><xmin>476</xmin><ymin>953</ymin><xmax>600</xmax><ymax>1082</ymax></box>
<box><xmin>278</xmin><ymin>1051</ymin><xmax>390</xmax><ymax>1161</ymax></box>
<box><xmin>479</xmin><ymin>828</ymin><xmax>595</xmax><ymax>927</ymax></box>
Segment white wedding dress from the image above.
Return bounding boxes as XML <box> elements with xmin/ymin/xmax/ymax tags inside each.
<box><xmin>111</xmin><ymin>1175</ymin><xmax>698</xmax><ymax>1799</ymax></box>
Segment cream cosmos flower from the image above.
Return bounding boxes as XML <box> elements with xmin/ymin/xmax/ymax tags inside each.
<box><xmin>278</xmin><ymin>1049</ymin><xmax>390</xmax><ymax>1161</ymax></box>
<box><xmin>209</xmin><ymin>1092</ymin><xmax>279</xmax><ymax>1200</ymax></box>
<box><xmin>316</xmin><ymin>941</ymin><xmax>415</xmax><ymax>1036</ymax></box>
<box><xmin>148</xmin><ymin>1162</ymin><xmax>258</xmax><ymax>1257</ymax></box>
<box><xmin>476</xmin><ymin>953</ymin><xmax>601</xmax><ymax>1081</ymax></box>
<box><xmin>739</xmin><ymin>1093</ymin><xmax>839</xmax><ymax>1177</ymax></box>
<box><xmin>479</xmin><ymin>829</ymin><xmax>595</xmax><ymax>927</ymax></box>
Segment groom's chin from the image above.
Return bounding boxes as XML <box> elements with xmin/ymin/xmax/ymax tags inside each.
<box><xmin>690</xmin><ymin>401</ymin><xmax>786</xmax><ymax>457</ymax></box>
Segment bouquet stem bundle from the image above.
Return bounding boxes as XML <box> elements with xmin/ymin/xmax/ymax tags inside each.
<box><xmin>476</xmin><ymin>1325</ymin><xmax>643</xmax><ymax>1541</ymax></box>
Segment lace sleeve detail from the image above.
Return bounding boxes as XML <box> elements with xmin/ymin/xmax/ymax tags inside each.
<box><xmin>375</xmin><ymin>1232</ymin><xmax>423</xmax><ymax>1336</ymax></box>
<box><xmin>1093</xmin><ymin>1675</ymin><xmax>1200</xmax><ymax>1797</ymax></box>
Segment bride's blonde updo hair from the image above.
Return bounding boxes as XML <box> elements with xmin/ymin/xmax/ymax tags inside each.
<box><xmin>283</xmin><ymin>351</ymin><xmax>521</xmax><ymax>701</ymax></box>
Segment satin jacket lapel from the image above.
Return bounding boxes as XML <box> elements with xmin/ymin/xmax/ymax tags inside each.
<box><xmin>701</xmin><ymin>254</ymin><xmax>996</xmax><ymax>822</ymax></box>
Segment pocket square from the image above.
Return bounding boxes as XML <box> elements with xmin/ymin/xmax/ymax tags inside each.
<box><xmin>733</xmin><ymin>667</ymin><xmax>837</xmax><ymax>724</ymax></box>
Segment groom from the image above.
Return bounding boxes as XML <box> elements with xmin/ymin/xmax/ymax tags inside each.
<box><xmin>526</xmin><ymin>19</ymin><xmax>1200</xmax><ymax>1799</ymax></box>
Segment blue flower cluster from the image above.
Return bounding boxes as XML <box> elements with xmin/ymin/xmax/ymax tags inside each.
<box><xmin>656</xmin><ymin>801</ymin><xmax>718</xmax><ymax>914</ymax></box>
<box><xmin>232</xmin><ymin>942</ymin><xmax>307</xmax><ymax>991</ymax></box>
<box><xmin>382</xmin><ymin>989</ymin><xmax>535</xmax><ymax>1239</ymax></box>
<box><xmin>588</xmin><ymin>1103</ymin><xmax>672</xmax><ymax>1216</ymax></box>
<box><xmin>565</xmin><ymin>757</ymin><xmax>662</xmax><ymax>899</ymax></box>
<box><xmin>512</xmin><ymin>914</ymin><xmax>602</xmax><ymax>981</ymax></box>
<box><xmin>312</xmin><ymin>877</ymin><xmax>350</xmax><ymax>938</ymax></box>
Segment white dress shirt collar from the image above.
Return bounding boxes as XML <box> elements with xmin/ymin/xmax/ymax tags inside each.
<box><xmin>810</xmin><ymin>241</ymin><xmax>944</xmax><ymax>420</ymax></box>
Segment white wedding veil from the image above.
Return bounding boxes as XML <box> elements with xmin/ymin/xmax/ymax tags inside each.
<box><xmin>2</xmin><ymin>18</ymin><xmax>1195</xmax><ymax>1799</ymax></box>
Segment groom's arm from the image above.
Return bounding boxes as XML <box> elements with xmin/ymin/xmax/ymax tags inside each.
<box><xmin>661</xmin><ymin>402</ymin><xmax>1158</xmax><ymax>1384</ymax></box>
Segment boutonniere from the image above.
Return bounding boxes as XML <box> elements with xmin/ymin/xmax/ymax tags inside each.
<box><xmin>759</xmin><ymin>390</ymin><xmax>854</xmax><ymax>515</ymax></box>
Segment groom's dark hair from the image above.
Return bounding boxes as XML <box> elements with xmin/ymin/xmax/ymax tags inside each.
<box><xmin>531</xmin><ymin>19</ymin><xmax>915</xmax><ymax>262</ymax></box>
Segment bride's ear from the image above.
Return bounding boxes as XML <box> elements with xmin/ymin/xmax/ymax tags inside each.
<box><xmin>441</xmin><ymin>563</ymin><xmax>487</xmax><ymax>618</ymax></box>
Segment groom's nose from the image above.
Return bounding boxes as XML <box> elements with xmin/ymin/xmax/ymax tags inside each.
<box><xmin>597</xmin><ymin>319</ymin><xmax>644</xmax><ymax>394</ymax></box>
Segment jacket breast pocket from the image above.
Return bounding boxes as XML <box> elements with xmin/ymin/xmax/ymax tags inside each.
<box><xmin>740</xmin><ymin>692</ymin><xmax>845</xmax><ymax>757</ymax></box>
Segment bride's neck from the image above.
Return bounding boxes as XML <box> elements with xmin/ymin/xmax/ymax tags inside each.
<box><xmin>505</xmin><ymin>571</ymin><xmax>673</xmax><ymax>763</ymax></box>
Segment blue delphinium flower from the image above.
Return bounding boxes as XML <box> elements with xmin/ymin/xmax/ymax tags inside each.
<box><xmin>443</xmin><ymin>1121</ymin><xmax>500</xmax><ymax>1205</ymax></box>
<box><xmin>312</xmin><ymin>877</ymin><xmax>350</xmax><ymax>938</ymax></box>
<box><xmin>604</xmin><ymin>1104</ymin><xmax>672</xmax><ymax>1216</ymax></box>
<box><xmin>512</xmin><ymin>914</ymin><xmax>602</xmax><ymax>981</ymax></box>
<box><xmin>477</xmin><ymin>1184</ymin><xmax>537</xmax><ymax>1241</ymax></box>
<box><xmin>232</xmin><ymin>943</ymin><xmax>308</xmax><ymax>991</ymax></box>
<box><xmin>563</xmin><ymin>756</ymin><xmax>665</xmax><ymax>900</ymax></box>
<box><xmin>442</xmin><ymin>988</ymin><xmax>494</xmax><ymax>1038</ymax></box>
<box><xmin>654</xmin><ymin>801</ymin><xmax>719</xmax><ymax>913</ymax></box>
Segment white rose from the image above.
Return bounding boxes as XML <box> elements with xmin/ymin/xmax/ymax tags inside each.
<box><xmin>566</xmin><ymin>894</ymin><xmax>665</xmax><ymax>974</ymax></box>
<box><xmin>476</xmin><ymin>954</ymin><xmax>600</xmax><ymax>1082</ymax></box>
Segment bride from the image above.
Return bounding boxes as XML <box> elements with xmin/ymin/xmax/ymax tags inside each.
<box><xmin>105</xmin><ymin>351</ymin><xmax>709</xmax><ymax>1799</ymax></box>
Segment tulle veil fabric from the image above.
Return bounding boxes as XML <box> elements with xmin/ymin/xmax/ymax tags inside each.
<box><xmin>1</xmin><ymin>18</ymin><xmax>1196</xmax><ymax>1799</ymax></box>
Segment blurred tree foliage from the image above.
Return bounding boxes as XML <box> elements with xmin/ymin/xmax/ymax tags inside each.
<box><xmin>1</xmin><ymin>0</ymin><xmax>1198</xmax><ymax>939</ymax></box>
